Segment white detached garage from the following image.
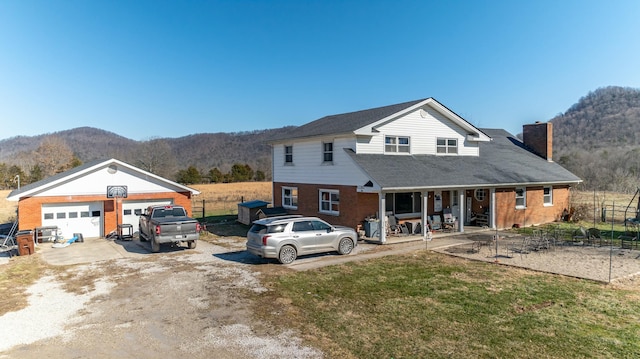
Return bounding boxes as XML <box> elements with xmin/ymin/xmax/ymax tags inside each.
<box><xmin>7</xmin><ymin>158</ymin><xmax>200</xmax><ymax>239</ymax></box>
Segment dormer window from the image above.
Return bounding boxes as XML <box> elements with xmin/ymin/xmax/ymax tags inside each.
<box><xmin>385</xmin><ymin>136</ymin><xmax>410</xmax><ymax>153</ymax></box>
<box><xmin>437</xmin><ymin>138</ymin><xmax>458</xmax><ymax>154</ymax></box>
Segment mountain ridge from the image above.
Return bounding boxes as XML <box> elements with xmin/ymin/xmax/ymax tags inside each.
<box><xmin>2</xmin><ymin>86</ymin><xmax>640</xmax><ymax>192</ymax></box>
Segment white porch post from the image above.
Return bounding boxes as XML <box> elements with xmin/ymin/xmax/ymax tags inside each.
<box><xmin>422</xmin><ymin>191</ymin><xmax>429</xmax><ymax>240</ymax></box>
<box><xmin>458</xmin><ymin>190</ymin><xmax>465</xmax><ymax>233</ymax></box>
<box><xmin>490</xmin><ymin>188</ymin><xmax>496</xmax><ymax>229</ymax></box>
<box><xmin>379</xmin><ymin>193</ymin><xmax>387</xmax><ymax>244</ymax></box>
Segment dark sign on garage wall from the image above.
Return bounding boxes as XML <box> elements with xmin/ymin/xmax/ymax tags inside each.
<box><xmin>107</xmin><ymin>185</ymin><xmax>128</xmax><ymax>198</ymax></box>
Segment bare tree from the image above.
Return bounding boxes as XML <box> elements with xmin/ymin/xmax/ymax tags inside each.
<box><xmin>33</xmin><ymin>136</ymin><xmax>75</xmax><ymax>177</ymax></box>
<box><xmin>135</xmin><ymin>138</ymin><xmax>178</xmax><ymax>180</ymax></box>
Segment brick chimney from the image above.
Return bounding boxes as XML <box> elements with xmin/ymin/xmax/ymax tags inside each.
<box><xmin>523</xmin><ymin>121</ymin><xmax>553</xmax><ymax>161</ymax></box>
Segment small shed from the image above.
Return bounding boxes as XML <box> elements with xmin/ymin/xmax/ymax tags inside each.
<box><xmin>237</xmin><ymin>200</ymin><xmax>270</xmax><ymax>225</ymax></box>
<box><xmin>257</xmin><ymin>206</ymin><xmax>288</xmax><ymax>219</ymax></box>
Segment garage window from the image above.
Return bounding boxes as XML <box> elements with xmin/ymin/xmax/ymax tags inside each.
<box><xmin>44</xmin><ymin>213</ymin><xmax>54</xmax><ymax>220</ymax></box>
<box><xmin>134</xmin><ymin>209</ymin><xmax>142</xmax><ymax>215</ymax></box>
<box><xmin>81</xmin><ymin>211</ymin><xmax>90</xmax><ymax>218</ymax></box>
<box><xmin>92</xmin><ymin>211</ymin><xmax>100</xmax><ymax>217</ymax></box>
<box><xmin>69</xmin><ymin>212</ymin><xmax>78</xmax><ymax>219</ymax></box>
<box><xmin>124</xmin><ymin>209</ymin><xmax>132</xmax><ymax>215</ymax></box>
<box><xmin>57</xmin><ymin>212</ymin><xmax>66</xmax><ymax>219</ymax></box>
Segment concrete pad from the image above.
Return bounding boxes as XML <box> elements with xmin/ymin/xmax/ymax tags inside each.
<box><xmin>32</xmin><ymin>238</ymin><xmax>159</xmax><ymax>266</ymax></box>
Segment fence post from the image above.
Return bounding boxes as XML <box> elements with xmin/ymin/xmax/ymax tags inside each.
<box><xmin>202</xmin><ymin>199</ymin><xmax>205</xmax><ymax>219</ymax></box>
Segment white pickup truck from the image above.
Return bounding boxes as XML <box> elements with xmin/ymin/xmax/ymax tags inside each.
<box><xmin>138</xmin><ymin>205</ymin><xmax>200</xmax><ymax>252</ymax></box>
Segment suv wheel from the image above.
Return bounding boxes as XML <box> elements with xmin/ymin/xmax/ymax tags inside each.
<box><xmin>338</xmin><ymin>238</ymin><xmax>354</xmax><ymax>255</ymax></box>
<box><xmin>278</xmin><ymin>245</ymin><xmax>297</xmax><ymax>264</ymax></box>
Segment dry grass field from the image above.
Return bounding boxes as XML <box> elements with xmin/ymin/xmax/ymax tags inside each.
<box><xmin>190</xmin><ymin>182</ymin><xmax>272</xmax><ymax>217</ymax></box>
<box><xmin>571</xmin><ymin>189</ymin><xmax>640</xmax><ymax>224</ymax></box>
<box><xmin>0</xmin><ymin>190</ymin><xmax>17</xmax><ymax>224</ymax></box>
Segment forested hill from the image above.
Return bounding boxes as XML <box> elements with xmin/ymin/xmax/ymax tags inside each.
<box><xmin>551</xmin><ymin>86</ymin><xmax>640</xmax><ymax>193</ymax></box>
<box><xmin>0</xmin><ymin>126</ymin><xmax>293</xmax><ymax>184</ymax></box>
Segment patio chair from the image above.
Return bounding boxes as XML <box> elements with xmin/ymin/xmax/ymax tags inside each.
<box><xmin>443</xmin><ymin>208</ymin><xmax>456</xmax><ymax>231</ymax></box>
<box><xmin>386</xmin><ymin>215</ymin><xmax>401</xmax><ymax>236</ymax></box>
<box><xmin>430</xmin><ymin>215</ymin><xmax>442</xmax><ymax>231</ymax></box>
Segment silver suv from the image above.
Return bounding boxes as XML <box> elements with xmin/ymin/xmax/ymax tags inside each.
<box><xmin>246</xmin><ymin>216</ymin><xmax>358</xmax><ymax>264</ymax></box>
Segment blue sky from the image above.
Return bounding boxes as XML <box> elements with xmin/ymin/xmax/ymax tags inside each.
<box><xmin>1</xmin><ymin>0</ymin><xmax>639</xmax><ymax>141</ymax></box>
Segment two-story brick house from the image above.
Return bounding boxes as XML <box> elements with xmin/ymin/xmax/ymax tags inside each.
<box><xmin>268</xmin><ymin>97</ymin><xmax>581</xmax><ymax>243</ymax></box>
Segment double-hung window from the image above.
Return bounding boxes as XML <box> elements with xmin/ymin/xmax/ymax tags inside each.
<box><xmin>515</xmin><ymin>187</ymin><xmax>526</xmax><ymax>209</ymax></box>
<box><xmin>282</xmin><ymin>187</ymin><xmax>298</xmax><ymax>209</ymax></box>
<box><xmin>385</xmin><ymin>136</ymin><xmax>410</xmax><ymax>153</ymax></box>
<box><xmin>319</xmin><ymin>189</ymin><xmax>339</xmax><ymax>215</ymax></box>
<box><xmin>323</xmin><ymin>142</ymin><xmax>333</xmax><ymax>162</ymax></box>
<box><xmin>437</xmin><ymin>138</ymin><xmax>458</xmax><ymax>154</ymax></box>
<box><xmin>543</xmin><ymin>186</ymin><xmax>553</xmax><ymax>205</ymax></box>
<box><xmin>284</xmin><ymin>145</ymin><xmax>293</xmax><ymax>164</ymax></box>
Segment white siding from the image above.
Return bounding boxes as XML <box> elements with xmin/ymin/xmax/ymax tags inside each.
<box><xmin>273</xmin><ymin>137</ymin><xmax>371</xmax><ymax>186</ymax></box>
<box><xmin>35</xmin><ymin>167</ymin><xmax>181</xmax><ymax>197</ymax></box>
<box><xmin>356</xmin><ymin>106</ymin><xmax>479</xmax><ymax>156</ymax></box>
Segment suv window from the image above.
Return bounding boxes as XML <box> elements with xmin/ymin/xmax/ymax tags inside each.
<box><xmin>249</xmin><ymin>223</ymin><xmax>286</xmax><ymax>234</ymax></box>
<box><xmin>249</xmin><ymin>224</ymin><xmax>268</xmax><ymax>234</ymax></box>
<box><xmin>268</xmin><ymin>224</ymin><xmax>286</xmax><ymax>233</ymax></box>
<box><xmin>311</xmin><ymin>220</ymin><xmax>331</xmax><ymax>231</ymax></box>
<box><xmin>292</xmin><ymin>221</ymin><xmax>315</xmax><ymax>232</ymax></box>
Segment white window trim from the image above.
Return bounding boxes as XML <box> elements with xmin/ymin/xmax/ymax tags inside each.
<box><xmin>322</xmin><ymin>142</ymin><xmax>333</xmax><ymax>163</ymax></box>
<box><xmin>319</xmin><ymin>189</ymin><xmax>340</xmax><ymax>215</ymax></box>
<box><xmin>515</xmin><ymin>187</ymin><xmax>526</xmax><ymax>209</ymax></box>
<box><xmin>543</xmin><ymin>186</ymin><xmax>553</xmax><ymax>206</ymax></box>
<box><xmin>282</xmin><ymin>186</ymin><xmax>298</xmax><ymax>209</ymax></box>
<box><xmin>384</xmin><ymin>135</ymin><xmax>411</xmax><ymax>154</ymax></box>
<box><xmin>436</xmin><ymin>138</ymin><xmax>458</xmax><ymax>155</ymax></box>
<box><xmin>284</xmin><ymin>145</ymin><xmax>293</xmax><ymax>165</ymax></box>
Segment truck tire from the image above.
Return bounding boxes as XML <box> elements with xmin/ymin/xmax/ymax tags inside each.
<box><xmin>187</xmin><ymin>240</ymin><xmax>196</xmax><ymax>249</ymax></box>
<box><xmin>139</xmin><ymin>231</ymin><xmax>147</xmax><ymax>242</ymax></box>
<box><xmin>151</xmin><ymin>236</ymin><xmax>160</xmax><ymax>253</ymax></box>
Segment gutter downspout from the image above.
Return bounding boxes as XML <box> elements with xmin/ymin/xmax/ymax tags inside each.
<box><xmin>490</xmin><ymin>188</ymin><xmax>496</xmax><ymax>229</ymax></box>
<box><xmin>423</xmin><ymin>191</ymin><xmax>429</xmax><ymax>240</ymax></box>
<box><xmin>459</xmin><ymin>190</ymin><xmax>465</xmax><ymax>233</ymax></box>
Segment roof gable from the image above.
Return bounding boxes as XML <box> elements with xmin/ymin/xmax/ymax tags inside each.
<box><xmin>269</xmin><ymin>97</ymin><xmax>490</xmax><ymax>143</ymax></box>
<box><xmin>7</xmin><ymin>158</ymin><xmax>199</xmax><ymax>201</ymax></box>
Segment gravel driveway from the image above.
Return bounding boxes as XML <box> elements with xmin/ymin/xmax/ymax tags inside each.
<box><xmin>0</xmin><ymin>239</ymin><xmax>323</xmax><ymax>358</ymax></box>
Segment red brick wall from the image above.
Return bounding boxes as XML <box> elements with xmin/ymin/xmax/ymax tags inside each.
<box><xmin>523</xmin><ymin>122</ymin><xmax>553</xmax><ymax>161</ymax></box>
<box><xmin>494</xmin><ymin>186</ymin><xmax>571</xmax><ymax>229</ymax></box>
<box><xmin>274</xmin><ymin>182</ymin><xmax>572</xmax><ymax>231</ymax></box>
<box><xmin>274</xmin><ymin>182</ymin><xmax>378</xmax><ymax>229</ymax></box>
<box><xmin>17</xmin><ymin>191</ymin><xmax>193</xmax><ymax>234</ymax></box>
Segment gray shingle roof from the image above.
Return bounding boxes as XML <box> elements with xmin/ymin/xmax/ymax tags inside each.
<box><xmin>8</xmin><ymin>158</ymin><xmax>107</xmax><ymax>198</ymax></box>
<box><xmin>345</xmin><ymin>128</ymin><xmax>581</xmax><ymax>190</ymax></box>
<box><xmin>269</xmin><ymin>98</ymin><xmax>428</xmax><ymax>142</ymax></box>
<box><xmin>7</xmin><ymin>158</ymin><xmax>200</xmax><ymax>200</ymax></box>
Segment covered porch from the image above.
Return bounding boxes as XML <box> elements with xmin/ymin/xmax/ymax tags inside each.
<box><xmin>359</xmin><ymin>187</ymin><xmax>496</xmax><ymax>244</ymax></box>
<box><xmin>360</xmin><ymin>224</ymin><xmax>493</xmax><ymax>244</ymax></box>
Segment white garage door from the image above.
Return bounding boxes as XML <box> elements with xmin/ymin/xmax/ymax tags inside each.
<box><xmin>42</xmin><ymin>202</ymin><xmax>103</xmax><ymax>239</ymax></box>
<box><xmin>121</xmin><ymin>199</ymin><xmax>172</xmax><ymax>234</ymax></box>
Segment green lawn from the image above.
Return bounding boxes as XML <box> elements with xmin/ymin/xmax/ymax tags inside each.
<box><xmin>257</xmin><ymin>250</ymin><xmax>640</xmax><ymax>359</ymax></box>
